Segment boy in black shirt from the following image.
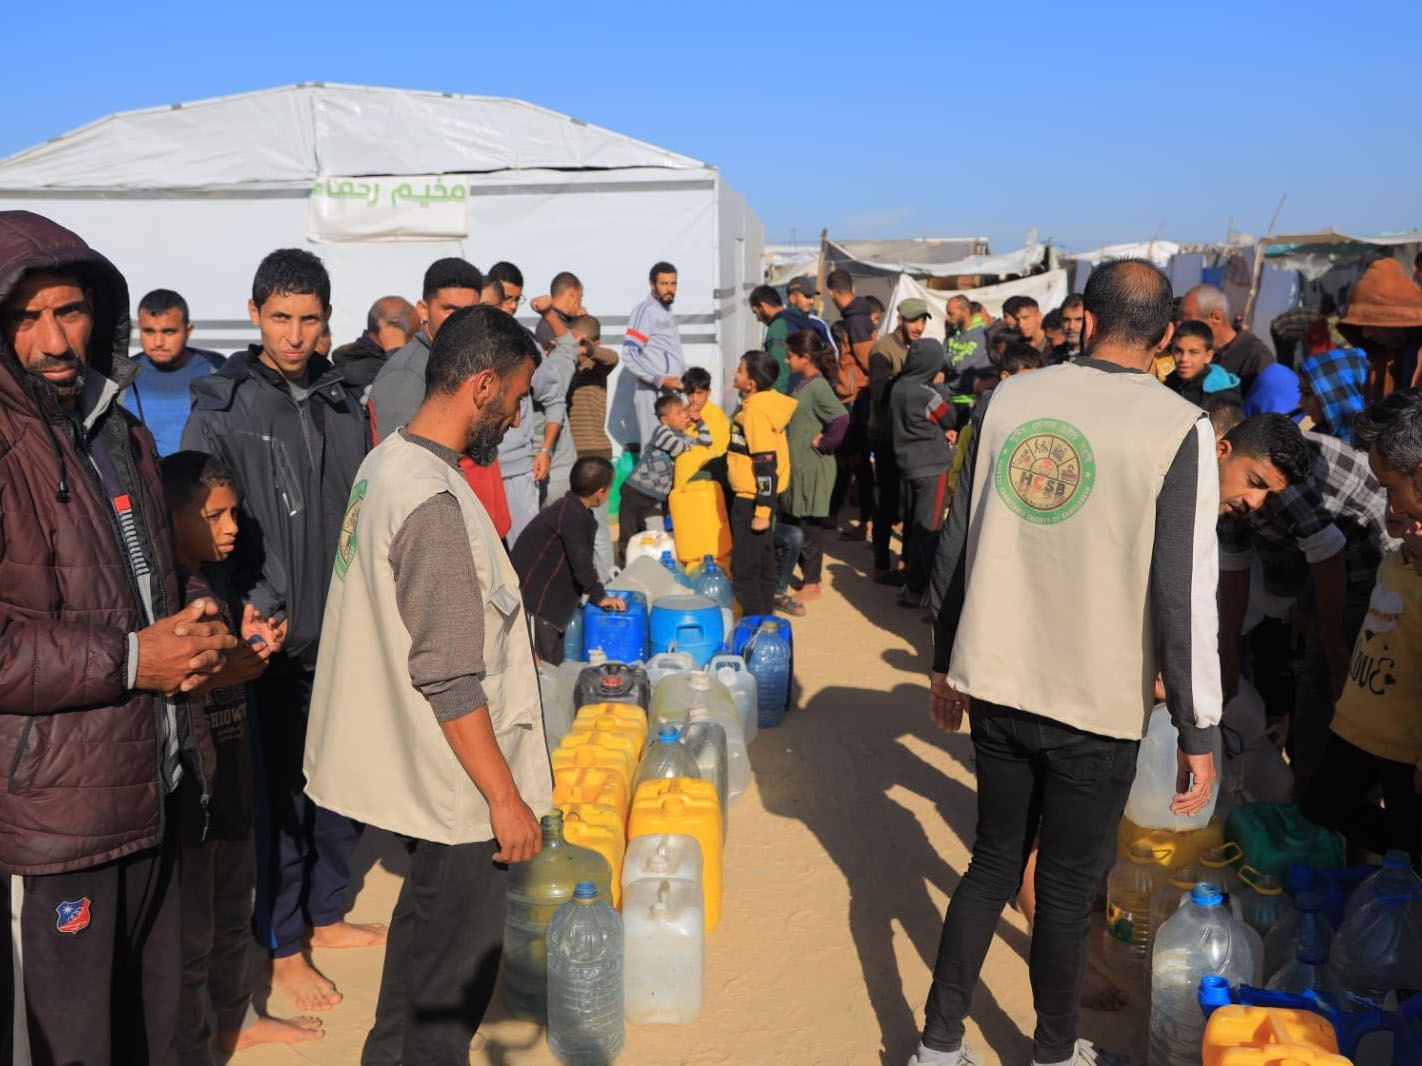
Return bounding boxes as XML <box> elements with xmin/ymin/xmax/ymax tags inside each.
<box><xmin>160</xmin><ymin>452</ymin><xmax>320</xmax><ymax>1060</ymax></box>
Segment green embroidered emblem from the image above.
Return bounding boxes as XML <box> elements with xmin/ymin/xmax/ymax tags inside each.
<box><xmin>334</xmin><ymin>479</ymin><xmax>367</xmax><ymax>579</ymax></box>
<box><xmin>995</xmin><ymin>419</ymin><xmax>1096</xmax><ymax>525</ymax></box>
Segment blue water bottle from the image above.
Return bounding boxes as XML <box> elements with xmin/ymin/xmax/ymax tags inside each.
<box><xmin>744</xmin><ymin>619</ymin><xmax>792</xmax><ymax>728</ymax></box>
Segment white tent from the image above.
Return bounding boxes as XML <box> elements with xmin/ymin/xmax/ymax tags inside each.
<box><xmin>0</xmin><ymin>83</ymin><xmax>763</xmax><ymax>420</ymax></box>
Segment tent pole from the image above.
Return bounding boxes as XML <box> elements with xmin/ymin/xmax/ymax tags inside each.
<box><xmin>815</xmin><ymin>228</ymin><xmax>828</xmax><ymax>314</ymax></box>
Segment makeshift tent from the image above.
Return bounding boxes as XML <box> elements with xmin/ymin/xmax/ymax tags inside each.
<box><xmin>0</xmin><ymin>83</ymin><xmax>763</xmax><ymax>418</ymax></box>
<box><xmin>883</xmin><ymin>270</ymin><xmax>1070</xmax><ymax>341</ymax></box>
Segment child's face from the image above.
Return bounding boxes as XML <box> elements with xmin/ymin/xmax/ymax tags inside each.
<box><xmin>684</xmin><ymin>388</ymin><xmax>709</xmax><ymax>419</ymax></box>
<box><xmin>1172</xmin><ymin>335</ymin><xmax>1213</xmax><ymax>381</ymax></box>
<box><xmin>660</xmin><ymin>401</ymin><xmax>691</xmax><ymax>431</ymax></box>
<box><xmin>173</xmin><ymin>483</ymin><xmax>240</xmax><ymax>564</ymax></box>
<box><xmin>733</xmin><ymin>360</ymin><xmax>751</xmax><ymax>395</ymax></box>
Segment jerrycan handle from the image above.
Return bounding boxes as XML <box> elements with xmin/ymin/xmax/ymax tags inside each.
<box><xmin>1236</xmin><ymin>863</ymin><xmax>1263</xmax><ymax>890</ymax></box>
<box><xmin>1216</xmin><ymin>840</ymin><xmax>1244</xmax><ymax>865</ymax></box>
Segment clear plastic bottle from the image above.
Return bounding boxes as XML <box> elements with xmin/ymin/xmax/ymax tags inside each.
<box><xmin>1124</xmin><ymin>706</ymin><xmax>1224</xmax><ymax>831</ymax></box>
<box><xmin>743</xmin><ymin>619</ymin><xmax>792</xmax><ymax>728</ymax></box>
<box><xmin>1199</xmin><ymin>843</ymin><xmax>1245</xmax><ymax>908</ymax></box>
<box><xmin>1263</xmin><ymin>890</ymin><xmax>1331</xmax><ymax>985</ymax></box>
<box><xmin>1149</xmin><ymin>883</ymin><xmax>1257</xmax><ymax>1066</ymax></box>
<box><xmin>1237</xmin><ymin>866</ymin><xmax>1293</xmax><ymax>939</ymax></box>
<box><xmin>684</xmin><ymin>719</ymin><xmax>728</xmax><ymax>837</ymax></box>
<box><xmin>563</xmin><ymin>606</ymin><xmax>586</xmax><ymax>662</ymax></box>
<box><xmin>1344</xmin><ymin>849</ymin><xmax>1422</xmax><ymax>920</ymax></box>
<box><xmin>686</xmin><ymin>553</ymin><xmax>714</xmax><ymax>585</ymax></box>
<box><xmin>622</xmin><ymin>878</ymin><xmax>705</xmax><ymax>1025</ymax></box>
<box><xmin>688</xmin><ymin>701</ymin><xmax>750</xmax><ymax>801</ymax></box>
<box><xmin>1147</xmin><ymin>865</ymin><xmax>1200</xmax><ymax>966</ymax></box>
<box><xmin>1104</xmin><ymin>842</ymin><xmax>1169</xmax><ymax>980</ymax></box>
<box><xmin>547</xmin><ymin>881</ymin><xmax>625</xmax><ymax>1065</ymax></box>
<box><xmin>501</xmin><ymin>812</ymin><xmax>613</xmax><ymax>1020</ymax></box>
<box><xmin>650</xmin><ymin>670</ymin><xmax>738</xmax><ymax>735</ymax></box>
<box><xmin>1267</xmin><ymin>942</ymin><xmax>1349</xmax><ymax>1014</ymax></box>
<box><xmin>633</xmin><ymin>726</ymin><xmax>698</xmax><ymax>793</ymax></box>
<box><xmin>709</xmin><ymin>648</ymin><xmax>758</xmax><ymax>746</ymax></box>
<box><xmin>659</xmin><ymin>550</ymin><xmax>694</xmax><ymax>589</ymax></box>
<box><xmin>1331</xmin><ymin>888</ymin><xmax>1422</xmax><ymax>1009</ymax></box>
<box><xmin>693</xmin><ymin>560</ymin><xmax>735</xmax><ymax>636</ymax></box>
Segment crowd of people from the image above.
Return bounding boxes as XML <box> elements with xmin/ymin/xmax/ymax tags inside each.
<box><xmin>2</xmin><ymin>199</ymin><xmax>1421</xmax><ymax>1066</ymax></box>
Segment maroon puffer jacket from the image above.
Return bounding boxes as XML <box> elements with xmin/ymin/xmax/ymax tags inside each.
<box><xmin>0</xmin><ymin>211</ymin><xmax>213</xmax><ymax>876</ymax></box>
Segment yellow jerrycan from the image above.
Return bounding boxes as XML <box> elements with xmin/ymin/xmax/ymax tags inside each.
<box><xmin>553</xmin><ymin>766</ymin><xmax>631</xmax><ymax>822</ymax></box>
<box><xmin>668</xmin><ymin>479</ymin><xmax>731</xmax><ymax>569</ymax></box>
<box><xmin>1202</xmin><ymin>1004</ymin><xmax>1346</xmax><ymax>1066</ymax></box>
<box><xmin>628</xmin><ymin>777</ymin><xmax>723</xmax><ymax>931</ymax></box>
<box><xmin>551</xmin><ymin>734</ymin><xmax>636</xmax><ymax>802</ymax></box>
<box><xmin>569</xmin><ymin>702</ymin><xmax>648</xmax><ymax>753</ymax></box>
<box><xmin>561</xmin><ymin>807</ymin><xmax>626</xmax><ymax>907</ymax></box>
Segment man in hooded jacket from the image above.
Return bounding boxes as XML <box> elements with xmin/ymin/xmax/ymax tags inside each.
<box><xmin>0</xmin><ymin>210</ymin><xmax>236</xmax><ymax>1065</ymax></box>
<box><xmin>890</xmin><ymin>338</ymin><xmax>957</xmax><ymax>606</ymax></box>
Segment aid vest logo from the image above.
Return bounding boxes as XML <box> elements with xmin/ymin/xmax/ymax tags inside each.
<box><xmin>995</xmin><ymin>418</ymin><xmax>1096</xmax><ymax>525</ymax></box>
<box><xmin>334</xmin><ymin>479</ymin><xmax>367</xmax><ymax>580</ymax></box>
<box><xmin>55</xmin><ymin>897</ymin><xmax>92</xmax><ymax>934</ymax></box>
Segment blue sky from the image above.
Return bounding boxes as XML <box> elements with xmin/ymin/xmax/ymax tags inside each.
<box><xmin>3</xmin><ymin>1</ymin><xmax>1417</xmax><ymax>253</ymax></box>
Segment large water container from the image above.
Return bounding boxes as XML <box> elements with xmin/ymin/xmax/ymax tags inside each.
<box><xmin>622</xmin><ymin>834</ymin><xmax>703</xmax><ymax>901</ymax></box>
<box><xmin>1105</xmin><ymin>842</ymin><xmax>1169</xmax><ymax>980</ymax></box>
<box><xmin>634</xmin><ymin>726</ymin><xmax>699</xmax><ymax>793</ymax></box>
<box><xmin>1331</xmin><ymin>888</ymin><xmax>1422</xmax><ymax>1008</ymax></box>
<box><xmin>684</xmin><ymin>719</ymin><xmax>728</xmax><ymax>837</ymax></box>
<box><xmin>1200</xmin><ymin>1002</ymin><xmax>1348</xmax><ymax>1066</ymax></box>
<box><xmin>625</xmin><ymin>523</ymin><xmax>675</xmax><ymax>568</ymax></box>
<box><xmin>1201</xmin><ymin>843</ymin><xmax>1247</xmax><ymax>907</ymax></box>
<box><xmin>693</xmin><ymin>561</ymin><xmax>735</xmax><ymax>636</ymax></box>
<box><xmin>686</xmin><ymin>554</ymin><xmax>714</xmax><ymax>585</ymax></box>
<box><xmin>658</xmin><ymin>550</ymin><xmax>695</xmax><ymax>590</ymax></box>
<box><xmin>1226</xmin><ymin>803</ymin><xmax>1344</xmax><ymax>879</ymax></box>
<box><xmin>1267</xmin><ymin>942</ymin><xmax>1349</xmax><ymax>1014</ymax></box>
<box><xmin>551</xmin><ymin>733</ymin><xmax>638</xmax><ymax>799</ymax></box>
<box><xmin>614</xmin><ymin>553</ymin><xmax>682</xmax><ymax>606</ymax></box>
<box><xmin>649</xmin><ymin>594</ymin><xmax>724</xmax><ymax>667</ymax></box>
<box><xmin>710</xmin><ymin>650</ymin><xmax>759</xmax><ymax>746</ymax></box>
<box><xmin>1124</xmin><ymin>706</ymin><xmax>1225</xmax><ymax>831</ymax></box>
<box><xmin>1344</xmin><ymin>850</ymin><xmax>1422</xmax><ymax>921</ymax></box>
<box><xmin>690</xmin><ymin>703</ymin><xmax>750</xmax><ymax>802</ymax></box>
<box><xmin>743</xmin><ymin>620</ymin><xmax>792</xmax><ymax>728</ymax></box>
<box><xmin>646</xmin><ymin>651</ymin><xmax>695</xmax><ymax>688</ymax></box>
<box><xmin>554</xmin><ymin>766</ymin><xmax>631</xmax><ymax>823</ymax></box>
<box><xmin>732</xmin><ymin>613</ymin><xmax>794</xmax><ymax>661</ymax></box>
<box><xmin>650</xmin><ymin>670</ymin><xmax>737</xmax><ymax>734</ymax></box>
<box><xmin>539</xmin><ymin>660</ymin><xmax>574</xmax><ymax>753</ymax></box>
<box><xmin>562</xmin><ymin>605</ymin><xmax>586</xmax><ymax>663</ymax></box>
<box><xmin>1264</xmin><ymin>891</ymin><xmax>1332</xmax><ymax>985</ymax></box>
<box><xmin>569</xmin><ymin>703</ymin><xmax>649</xmax><ymax>760</ymax></box>
<box><xmin>575</xmin><ymin>661</ymin><xmax>651</xmax><ymax>714</ymax></box>
<box><xmin>1117</xmin><ymin>814</ymin><xmax>1225</xmax><ymax>875</ymax></box>
<box><xmin>583</xmin><ymin>589</ymin><xmax>649</xmax><ymax>663</ymax></box>
<box><xmin>1238</xmin><ymin>867</ymin><xmax>1293</xmax><ymax>940</ymax></box>
<box><xmin>1149</xmin><ymin>883</ymin><xmax>1259</xmax><ymax>1066</ymax></box>
<box><xmin>623</xmin><ymin>878</ymin><xmax>705</xmax><ymax>1025</ymax></box>
<box><xmin>629</xmin><ymin>778</ymin><xmax>723</xmax><ymax>931</ymax></box>
<box><xmin>668</xmin><ymin>478</ymin><xmax>731</xmax><ymax>568</ymax></box>
<box><xmin>501</xmin><ymin>812</ymin><xmax>613</xmax><ymax>1020</ymax></box>
<box><xmin>1148</xmin><ymin>866</ymin><xmax>1201</xmax><ymax>965</ymax></box>
<box><xmin>547</xmin><ymin>882</ymin><xmax>625</xmax><ymax>1065</ymax></box>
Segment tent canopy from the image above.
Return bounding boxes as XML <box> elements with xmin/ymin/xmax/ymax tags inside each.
<box><xmin>826</xmin><ymin>236</ymin><xmax>989</xmax><ymax>277</ymax></box>
<box><xmin>0</xmin><ymin>83</ymin><xmax>704</xmax><ymax>192</ymax></box>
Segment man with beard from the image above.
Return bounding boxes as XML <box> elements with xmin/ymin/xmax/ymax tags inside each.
<box><xmin>181</xmin><ymin>249</ymin><xmax>376</xmax><ymax>1016</ymax></box>
<box><xmin>0</xmin><ymin>211</ymin><xmax>236</xmax><ymax>1064</ymax></box>
<box><xmin>304</xmin><ymin>305</ymin><xmax>550</xmax><ymax>1064</ymax></box>
<box><xmin>1054</xmin><ymin>293</ymin><xmax>1085</xmax><ymax>362</ymax></box>
<box><xmin>623</xmin><ymin>260</ymin><xmax>684</xmax><ymax>447</ymax></box>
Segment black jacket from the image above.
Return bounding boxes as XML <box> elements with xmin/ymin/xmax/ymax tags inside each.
<box><xmin>182</xmin><ymin>348</ymin><xmax>369</xmax><ymax>672</ymax></box>
<box><xmin>890</xmin><ymin>338</ymin><xmax>956</xmax><ymax>480</ymax></box>
<box><xmin>510</xmin><ymin>493</ymin><xmax>606</xmax><ymax>631</ymax></box>
<box><xmin>331</xmin><ymin>332</ymin><xmax>387</xmax><ymax>395</ymax></box>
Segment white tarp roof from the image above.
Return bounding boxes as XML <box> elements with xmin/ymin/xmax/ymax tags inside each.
<box><xmin>884</xmin><ymin>270</ymin><xmax>1070</xmax><ymax>341</ymax></box>
<box><xmin>0</xmin><ymin>83</ymin><xmax>704</xmax><ymax>191</ymax></box>
<box><xmin>1064</xmin><ymin>240</ymin><xmax>1180</xmax><ymax>268</ymax></box>
<box><xmin>827</xmin><ymin>236</ymin><xmax>989</xmax><ymax>276</ymax></box>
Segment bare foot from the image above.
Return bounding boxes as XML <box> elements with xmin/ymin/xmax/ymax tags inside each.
<box><xmin>1080</xmin><ymin>963</ymin><xmax>1127</xmax><ymax>1011</ymax></box>
<box><xmin>798</xmin><ymin>582</ymin><xmax>822</xmax><ymax>601</ymax></box>
<box><xmin>310</xmin><ymin>919</ymin><xmax>387</xmax><ymax>949</ymax></box>
<box><xmin>221</xmin><ymin>1014</ymin><xmax>325</xmax><ymax>1052</ymax></box>
<box><xmin>271</xmin><ymin>954</ymin><xmax>343</xmax><ymax>1012</ymax></box>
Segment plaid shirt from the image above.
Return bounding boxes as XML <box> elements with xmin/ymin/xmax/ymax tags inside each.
<box><xmin>1298</xmin><ymin>347</ymin><xmax>1368</xmax><ymax>445</ymax></box>
<box><xmin>1219</xmin><ymin>431</ymin><xmax>1392</xmax><ymax>596</ymax></box>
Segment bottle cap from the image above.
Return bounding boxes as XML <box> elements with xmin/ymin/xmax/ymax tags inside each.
<box><xmin>573</xmin><ymin>881</ymin><xmax>599</xmax><ymax>901</ymax></box>
<box><xmin>601</xmin><ymin>675</ymin><xmax>626</xmax><ymax>692</ymax></box>
<box><xmin>689</xmin><ymin>672</ymin><xmax>710</xmax><ymax>690</ymax></box>
<box><xmin>657</xmin><ymin>725</ymin><xmax>681</xmax><ymax>742</ymax></box>
<box><xmin>1191</xmin><ymin>882</ymin><xmax>1224</xmax><ymax>907</ymax></box>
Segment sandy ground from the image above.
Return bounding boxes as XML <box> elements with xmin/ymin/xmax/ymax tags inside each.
<box><xmin>239</xmin><ymin>535</ymin><xmax>1150</xmax><ymax>1065</ymax></box>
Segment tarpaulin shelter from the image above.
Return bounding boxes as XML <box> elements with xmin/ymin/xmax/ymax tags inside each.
<box><xmin>0</xmin><ymin>82</ymin><xmax>764</xmax><ymax>415</ymax></box>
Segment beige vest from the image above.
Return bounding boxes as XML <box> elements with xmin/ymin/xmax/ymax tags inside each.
<box><xmin>949</xmin><ymin>362</ymin><xmax>1204</xmax><ymax>740</ymax></box>
<box><xmin>304</xmin><ymin>433</ymin><xmax>552</xmax><ymax>844</ymax></box>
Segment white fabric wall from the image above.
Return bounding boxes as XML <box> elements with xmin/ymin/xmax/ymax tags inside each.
<box><xmin>883</xmin><ymin>270</ymin><xmax>1070</xmax><ymax>340</ymax></box>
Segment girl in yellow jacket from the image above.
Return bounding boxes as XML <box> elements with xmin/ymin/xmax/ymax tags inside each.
<box><xmin>728</xmin><ymin>350</ymin><xmax>798</xmax><ymax>616</ymax></box>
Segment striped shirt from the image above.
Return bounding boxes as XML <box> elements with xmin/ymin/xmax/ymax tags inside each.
<box><xmin>626</xmin><ymin>422</ymin><xmax>710</xmax><ymax>502</ymax></box>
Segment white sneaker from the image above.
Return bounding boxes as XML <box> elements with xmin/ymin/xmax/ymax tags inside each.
<box><xmin>1032</xmin><ymin>1039</ymin><xmax>1129</xmax><ymax>1066</ymax></box>
<box><xmin>909</xmin><ymin>1042</ymin><xmax>981</xmax><ymax>1066</ymax></box>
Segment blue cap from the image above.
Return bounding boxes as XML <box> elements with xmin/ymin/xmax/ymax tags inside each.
<box><xmin>1197</xmin><ymin>975</ymin><xmax>1232</xmax><ymax>1017</ymax></box>
<box><xmin>573</xmin><ymin>881</ymin><xmax>598</xmax><ymax>900</ymax></box>
<box><xmin>661</xmin><ymin>550</ymin><xmax>674</xmax><ymax>561</ymax></box>
<box><xmin>657</xmin><ymin>725</ymin><xmax>681</xmax><ymax>742</ymax></box>
<box><xmin>716</xmin><ymin>643</ymin><xmax>730</xmax><ymax>654</ymax></box>
<box><xmin>1191</xmin><ymin>882</ymin><xmax>1224</xmax><ymax>907</ymax></box>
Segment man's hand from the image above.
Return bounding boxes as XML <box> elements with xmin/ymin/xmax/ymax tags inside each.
<box><xmin>660</xmin><ymin>375</ymin><xmax>683</xmax><ymax>390</ymax></box>
<box><xmin>530</xmin><ymin>295</ymin><xmax>553</xmax><ymax>315</ymax></box>
<box><xmin>1171</xmin><ymin>750</ymin><xmax>1217</xmax><ymax>817</ymax></box>
<box><xmin>135</xmin><ymin>598</ymin><xmax>239</xmax><ymax>695</ymax></box>
<box><xmin>750</xmin><ymin>513</ymin><xmax>770</xmax><ymax>533</ymax></box>
<box><xmin>929</xmin><ymin>671</ymin><xmax>969</xmax><ymax>732</ymax></box>
<box><xmin>532</xmin><ymin>451</ymin><xmax>551</xmax><ymax>482</ymax></box>
<box><xmin>596</xmin><ymin>595</ymin><xmax>627</xmax><ymax>612</ymax></box>
<box><xmin>489</xmin><ymin>795</ymin><xmax>541</xmax><ymax>864</ymax></box>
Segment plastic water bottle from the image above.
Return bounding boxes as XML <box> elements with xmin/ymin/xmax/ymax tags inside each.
<box><xmin>1124</xmin><ymin>706</ymin><xmax>1224</xmax><ymax>831</ymax></box>
<box><xmin>1331</xmin><ymin>888</ymin><xmax>1422</xmax><ymax>1008</ymax></box>
<box><xmin>1149</xmin><ymin>883</ymin><xmax>1257</xmax><ymax>1066</ymax></box>
<box><xmin>684</xmin><ymin>719</ymin><xmax>728</xmax><ymax>836</ymax></box>
<box><xmin>1263</xmin><ymin>890</ymin><xmax>1331</xmax><ymax>984</ymax></box>
<box><xmin>1344</xmin><ymin>849</ymin><xmax>1422</xmax><ymax>920</ymax></box>
<box><xmin>1147</xmin><ymin>865</ymin><xmax>1199</xmax><ymax>966</ymax></box>
<box><xmin>633</xmin><ymin>726</ymin><xmax>698</xmax><ymax>792</ymax></box>
<box><xmin>623</xmin><ymin>877</ymin><xmax>705</xmax><ymax>1025</ymax></box>
<box><xmin>646</xmin><ymin>651</ymin><xmax>695</xmax><ymax>688</ymax></box>
<box><xmin>686</xmin><ymin>553</ymin><xmax>714</xmax><ymax>585</ymax></box>
<box><xmin>546</xmin><ymin>881</ymin><xmax>624</xmax><ymax>1065</ymax></box>
<box><xmin>709</xmin><ymin>648</ymin><xmax>758</xmax><ymax>746</ymax></box>
<box><xmin>659</xmin><ymin>550</ymin><xmax>694</xmax><ymax>589</ymax></box>
<box><xmin>1238</xmin><ymin>867</ymin><xmax>1293</xmax><ymax>939</ymax></box>
<box><xmin>1267</xmin><ymin>938</ymin><xmax>1349</xmax><ymax>1013</ymax></box>
<box><xmin>1104</xmin><ymin>842</ymin><xmax>1168</xmax><ymax>980</ymax></box>
<box><xmin>562</xmin><ymin>605</ymin><xmax>585</xmax><ymax>663</ymax></box>
<box><xmin>743</xmin><ymin>620</ymin><xmax>792</xmax><ymax>728</ymax></box>
<box><xmin>693</xmin><ymin>561</ymin><xmax>735</xmax><ymax>635</ymax></box>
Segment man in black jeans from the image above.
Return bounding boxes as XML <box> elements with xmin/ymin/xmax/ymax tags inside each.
<box><xmin>917</xmin><ymin>260</ymin><xmax>1225</xmax><ymax>1066</ymax></box>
